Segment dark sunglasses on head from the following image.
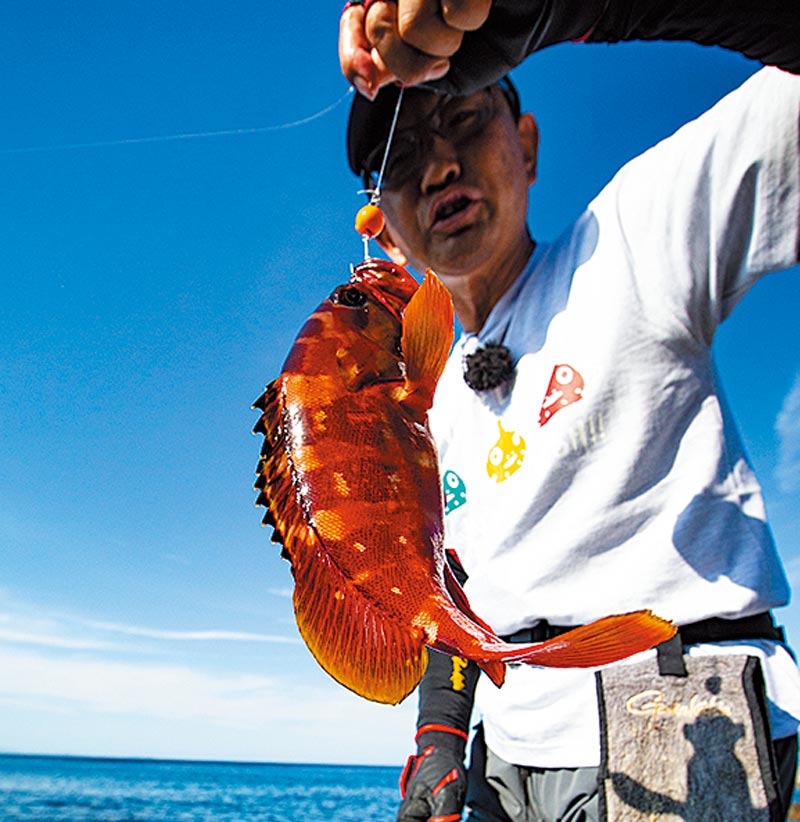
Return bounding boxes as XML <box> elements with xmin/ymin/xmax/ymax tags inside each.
<box><xmin>363</xmin><ymin>81</ymin><xmax>519</xmax><ymax>192</ymax></box>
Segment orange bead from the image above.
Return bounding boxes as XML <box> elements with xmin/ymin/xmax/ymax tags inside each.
<box><xmin>355</xmin><ymin>204</ymin><xmax>385</xmax><ymax>239</ymax></box>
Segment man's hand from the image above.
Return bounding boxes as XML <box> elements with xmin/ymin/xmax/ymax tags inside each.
<box><xmin>397</xmin><ymin>729</ymin><xmax>468</xmax><ymax>822</ymax></box>
<box><xmin>340</xmin><ymin>0</ymin><xmax>491</xmax><ymax>98</ymax></box>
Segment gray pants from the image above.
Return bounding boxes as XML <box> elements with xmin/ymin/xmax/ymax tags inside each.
<box><xmin>466</xmin><ymin>732</ymin><xmax>798</xmax><ymax>822</ymax></box>
<box><xmin>484</xmin><ymin>748</ymin><xmax>598</xmax><ymax>822</ymax></box>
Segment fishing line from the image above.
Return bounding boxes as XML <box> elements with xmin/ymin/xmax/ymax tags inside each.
<box><xmin>370</xmin><ymin>85</ymin><xmax>405</xmax><ymax>207</ymax></box>
<box><xmin>0</xmin><ymin>87</ymin><xmax>355</xmax><ymax>156</ymax></box>
<box><xmin>355</xmin><ymin>86</ymin><xmax>405</xmax><ymax>260</ymax></box>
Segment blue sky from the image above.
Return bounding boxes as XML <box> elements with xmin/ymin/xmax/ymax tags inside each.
<box><xmin>0</xmin><ymin>3</ymin><xmax>798</xmax><ymax>767</ymax></box>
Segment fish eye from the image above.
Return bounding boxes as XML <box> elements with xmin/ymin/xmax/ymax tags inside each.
<box><xmin>333</xmin><ymin>286</ymin><xmax>368</xmax><ymax>308</ymax></box>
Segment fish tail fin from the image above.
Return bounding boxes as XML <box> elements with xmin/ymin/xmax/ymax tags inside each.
<box><xmin>515</xmin><ymin>611</ymin><xmax>676</xmax><ymax>668</ymax></box>
<box><xmin>400</xmin><ymin>269</ymin><xmax>454</xmax><ymax>412</ymax></box>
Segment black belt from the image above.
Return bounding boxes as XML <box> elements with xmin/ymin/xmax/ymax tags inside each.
<box><xmin>501</xmin><ymin>612</ymin><xmax>784</xmax><ymax>644</ymax></box>
<box><xmin>501</xmin><ymin>611</ymin><xmax>785</xmax><ymax>677</ymax></box>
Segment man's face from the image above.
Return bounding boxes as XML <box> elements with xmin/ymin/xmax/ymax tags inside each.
<box><xmin>374</xmin><ymin>86</ymin><xmax>537</xmax><ymax>279</ymax></box>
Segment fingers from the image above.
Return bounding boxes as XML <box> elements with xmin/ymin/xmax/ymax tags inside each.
<box><xmin>340</xmin><ymin>0</ymin><xmax>494</xmax><ymax>95</ymax></box>
<box><xmin>431</xmin><ymin>777</ymin><xmax>466</xmax><ymax>819</ymax></box>
<box><xmin>339</xmin><ymin>4</ymin><xmax>394</xmax><ymax>98</ymax></box>
<box><xmin>365</xmin><ymin>1</ymin><xmax>451</xmax><ymax>89</ymax></box>
<box><xmin>395</xmin><ymin>795</ymin><xmax>432</xmax><ymax>822</ymax></box>
<box><xmin>396</xmin><ymin>0</ymin><xmax>463</xmax><ymax>57</ymax></box>
<box><xmin>440</xmin><ymin>0</ymin><xmax>491</xmax><ymax>31</ymax></box>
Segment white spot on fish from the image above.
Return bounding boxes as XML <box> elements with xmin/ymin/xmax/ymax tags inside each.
<box><xmin>333</xmin><ymin>472</ymin><xmax>351</xmax><ymax>496</ymax></box>
<box><xmin>412</xmin><ymin>611</ymin><xmax>438</xmax><ymax>642</ymax></box>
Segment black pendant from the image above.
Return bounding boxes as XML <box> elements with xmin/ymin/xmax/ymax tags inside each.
<box><xmin>463</xmin><ymin>342</ymin><xmax>514</xmax><ymax>391</ymax></box>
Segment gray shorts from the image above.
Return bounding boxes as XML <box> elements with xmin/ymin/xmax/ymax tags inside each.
<box><xmin>466</xmin><ymin>734</ymin><xmax>797</xmax><ymax>822</ymax></box>
<box><xmin>484</xmin><ymin>748</ymin><xmax>598</xmax><ymax>822</ymax></box>
<box><xmin>464</xmin><ymin>725</ymin><xmax>597</xmax><ymax>822</ymax></box>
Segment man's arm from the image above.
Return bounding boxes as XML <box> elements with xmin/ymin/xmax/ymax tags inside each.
<box><xmin>397</xmin><ymin>648</ymin><xmax>479</xmax><ymax>822</ymax></box>
<box><xmin>600</xmin><ymin>67</ymin><xmax>800</xmax><ymax>344</ymax></box>
<box><xmin>397</xmin><ymin>550</ymin><xmax>480</xmax><ymax>822</ymax></box>
<box><xmin>341</xmin><ymin>0</ymin><xmax>800</xmax><ymax>97</ymax></box>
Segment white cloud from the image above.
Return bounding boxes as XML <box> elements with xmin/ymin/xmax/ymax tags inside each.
<box><xmin>0</xmin><ymin>645</ymin><xmax>415</xmax><ymax>764</ymax></box>
<box><xmin>81</xmin><ymin>619</ymin><xmax>301</xmax><ymax>644</ymax></box>
<box><xmin>0</xmin><ymin>646</ymin><xmax>284</xmax><ymax>723</ymax></box>
<box><xmin>0</xmin><ymin>627</ymin><xmax>120</xmax><ymax>651</ymax></box>
<box><xmin>0</xmin><ymin>604</ymin><xmax>128</xmax><ymax>652</ymax></box>
<box><xmin>267</xmin><ymin>587</ymin><xmax>294</xmax><ymax>598</ymax></box>
<box><xmin>776</xmin><ymin>374</ymin><xmax>800</xmax><ymax>493</ymax></box>
<box><xmin>0</xmin><ymin>593</ymin><xmax>300</xmax><ymax>654</ymax></box>
<box><xmin>0</xmin><ymin>593</ymin><xmax>415</xmax><ymax>764</ymax></box>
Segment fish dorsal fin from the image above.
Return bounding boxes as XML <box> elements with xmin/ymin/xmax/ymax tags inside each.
<box><xmin>253</xmin><ymin>379</ymin><xmax>428</xmax><ymax>705</ymax></box>
<box><xmin>253</xmin><ymin>378</ymin><xmax>293</xmax><ymax>539</ymax></box>
<box><xmin>399</xmin><ymin>269</ymin><xmax>454</xmax><ymax>413</ymax></box>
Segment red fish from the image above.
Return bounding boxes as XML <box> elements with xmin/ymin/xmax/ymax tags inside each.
<box><xmin>253</xmin><ymin>259</ymin><xmax>675</xmax><ymax>705</ymax></box>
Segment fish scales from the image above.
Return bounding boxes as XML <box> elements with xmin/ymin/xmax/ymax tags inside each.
<box><xmin>254</xmin><ymin>259</ymin><xmax>676</xmax><ymax>705</ymax></box>
<box><xmin>289</xmin><ymin>395</ymin><xmax>444</xmax><ymax>612</ymax></box>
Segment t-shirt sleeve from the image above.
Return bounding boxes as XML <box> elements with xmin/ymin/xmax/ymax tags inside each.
<box><xmin>598</xmin><ymin>67</ymin><xmax>800</xmax><ymax>345</ymax></box>
<box><xmin>429</xmin><ymin>0</ymin><xmax>800</xmax><ymax>96</ymax></box>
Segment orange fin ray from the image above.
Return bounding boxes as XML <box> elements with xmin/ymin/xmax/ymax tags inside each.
<box><xmin>400</xmin><ymin>269</ymin><xmax>454</xmax><ymax>413</ymax></box>
<box><xmin>291</xmin><ymin>530</ymin><xmax>429</xmax><ymax>704</ymax></box>
<box><xmin>441</xmin><ymin>563</ymin><xmax>505</xmax><ymax>687</ymax></box>
<box><xmin>505</xmin><ymin>610</ymin><xmax>676</xmax><ymax>668</ymax></box>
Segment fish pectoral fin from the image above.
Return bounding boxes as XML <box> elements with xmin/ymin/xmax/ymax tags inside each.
<box><xmin>400</xmin><ymin>269</ymin><xmax>454</xmax><ymax>413</ymax></box>
<box><xmin>512</xmin><ymin>611</ymin><xmax>677</xmax><ymax>668</ymax></box>
<box><xmin>443</xmin><ymin>562</ymin><xmax>496</xmax><ymax>636</ymax></box>
<box><xmin>291</xmin><ymin>543</ymin><xmax>429</xmax><ymax>705</ymax></box>
<box><xmin>442</xmin><ymin>563</ymin><xmax>506</xmax><ymax>688</ymax></box>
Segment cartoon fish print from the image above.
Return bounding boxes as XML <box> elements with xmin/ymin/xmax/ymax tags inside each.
<box><xmin>486</xmin><ymin>421</ymin><xmax>526</xmax><ymax>482</ymax></box>
<box><xmin>540</xmin><ymin>364</ymin><xmax>584</xmax><ymax>426</ymax></box>
<box><xmin>443</xmin><ymin>469</ymin><xmax>467</xmax><ymax>514</ymax></box>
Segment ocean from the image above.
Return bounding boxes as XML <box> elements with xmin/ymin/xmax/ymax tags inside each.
<box><xmin>0</xmin><ymin>754</ymin><xmax>402</xmax><ymax>821</ymax></box>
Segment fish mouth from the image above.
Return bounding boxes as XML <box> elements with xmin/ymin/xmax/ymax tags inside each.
<box><xmin>428</xmin><ymin>189</ymin><xmax>482</xmax><ymax>233</ymax></box>
<box><xmin>351</xmin><ymin>258</ymin><xmax>419</xmax><ymax>318</ymax></box>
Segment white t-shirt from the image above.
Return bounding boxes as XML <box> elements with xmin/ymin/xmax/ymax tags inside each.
<box><xmin>428</xmin><ymin>67</ymin><xmax>800</xmax><ymax>768</ymax></box>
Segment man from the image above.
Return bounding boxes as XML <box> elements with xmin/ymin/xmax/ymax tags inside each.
<box><xmin>344</xmin><ymin>41</ymin><xmax>800</xmax><ymax>822</ymax></box>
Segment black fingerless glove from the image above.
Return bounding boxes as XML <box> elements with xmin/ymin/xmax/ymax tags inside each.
<box><xmin>397</xmin><ymin>725</ymin><xmax>469</xmax><ymax>822</ymax></box>
<box><xmin>397</xmin><ymin>632</ymin><xmax>480</xmax><ymax>821</ymax></box>
<box><xmin>397</xmin><ymin>552</ymin><xmax>482</xmax><ymax>822</ymax></box>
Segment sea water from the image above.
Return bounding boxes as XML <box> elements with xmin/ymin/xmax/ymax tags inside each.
<box><xmin>0</xmin><ymin>754</ymin><xmax>401</xmax><ymax>821</ymax></box>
